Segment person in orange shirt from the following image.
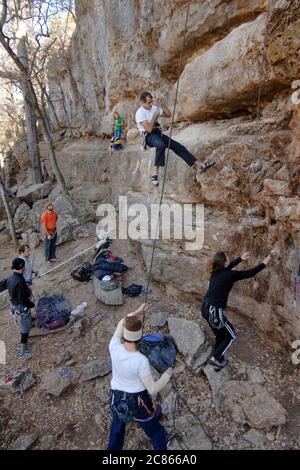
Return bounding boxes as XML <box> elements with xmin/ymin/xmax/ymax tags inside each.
<box><xmin>40</xmin><ymin>201</ymin><xmax>58</xmax><ymax>263</ymax></box>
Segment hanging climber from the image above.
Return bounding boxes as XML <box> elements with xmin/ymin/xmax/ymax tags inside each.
<box><xmin>201</xmin><ymin>251</ymin><xmax>272</xmax><ymax>369</ymax></box>
<box><xmin>107</xmin><ymin>303</ymin><xmax>172</xmax><ymax>450</ymax></box>
<box><xmin>135</xmin><ymin>91</ymin><xmax>216</xmax><ymax>186</ymax></box>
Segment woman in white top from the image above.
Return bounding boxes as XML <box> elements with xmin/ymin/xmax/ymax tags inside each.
<box><xmin>107</xmin><ymin>303</ymin><xmax>172</xmax><ymax>450</ymax></box>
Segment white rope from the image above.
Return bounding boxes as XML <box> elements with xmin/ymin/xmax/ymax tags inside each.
<box><xmin>38</xmin><ymin>242</ymin><xmax>97</xmax><ymax>278</ymax></box>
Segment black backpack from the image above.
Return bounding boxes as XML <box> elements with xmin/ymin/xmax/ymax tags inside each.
<box><xmin>0</xmin><ymin>279</ymin><xmax>7</xmax><ymax>293</ymax></box>
<box><xmin>122</xmin><ymin>284</ymin><xmax>144</xmax><ymax>297</ymax></box>
<box><xmin>71</xmin><ymin>262</ymin><xmax>93</xmax><ymax>282</ymax></box>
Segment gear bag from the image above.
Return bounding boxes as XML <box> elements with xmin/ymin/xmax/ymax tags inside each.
<box><xmin>71</xmin><ymin>262</ymin><xmax>93</xmax><ymax>282</ymax></box>
<box><xmin>138</xmin><ymin>333</ymin><xmax>177</xmax><ymax>373</ymax></box>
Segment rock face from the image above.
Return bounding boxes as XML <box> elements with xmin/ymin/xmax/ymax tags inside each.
<box><xmin>9</xmin><ymin>433</ymin><xmax>38</xmax><ymax>450</ymax></box>
<box><xmin>41</xmin><ymin>0</ymin><xmax>300</xmax><ymax>349</ymax></box>
<box><xmin>167</xmin><ymin>414</ymin><xmax>212</xmax><ymax>450</ymax></box>
<box><xmin>167</xmin><ymin>316</ymin><xmax>210</xmax><ymax>369</ymax></box>
<box><xmin>219</xmin><ymin>380</ymin><xmax>287</xmax><ymax>431</ymax></box>
<box><xmin>40</xmin><ymin>368</ymin><xmax>76</xmax><ymax>397</ymax></box>
<box><xmin>17</xmin><ymin>182</ymin><xmax>52</xmax><ymax>203</ymax></box>
<box><xmin>81</xmin><ymin>358</ymin><xmax>112</xmax><ymax>381</ymax></box>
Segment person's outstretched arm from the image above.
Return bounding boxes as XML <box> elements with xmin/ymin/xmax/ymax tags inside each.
<box><xmin>112</xmin><ymin>304</ymin><xmax>146</xmax><ymax>339</ymax></box>
<box><xmin>227</xmin><ymin>251</ymin><xmax>251</xmax><ymax>270</ymax></box>
<box><xmin>231</xmin><ymin>255</ymin><xmax>271</xmax><ymax>282</ymax></box>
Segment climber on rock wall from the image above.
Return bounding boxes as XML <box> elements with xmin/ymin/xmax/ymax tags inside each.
<box><xmin>201</xmin><ymin>251</ymin><xmax>272</xmax><ymax>369</ymax></box>
<box><xmin>135</xmin><ymin>91</ymin><xmax>216</xmax><ymax>186</ymax></box>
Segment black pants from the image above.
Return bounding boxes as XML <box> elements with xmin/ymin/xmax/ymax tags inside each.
<box><xmin>146</xmin><ymin>132</ymin><xmax>196</xmax><ymax>167</ymax></box>
<box><xmin>201</xmin><ymin>302</ymin><xmax>236</xmax><ymax>360</ymax></box>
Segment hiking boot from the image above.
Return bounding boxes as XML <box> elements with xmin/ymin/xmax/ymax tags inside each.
<box><xmin>151</xmin><ymin>175</ymin><xmax>159</xmax><ymax>186</ymax></box>
<box><xmin>19</xmin><ymin>350</ymin><xmax>32</xmax><ymax>359</ymax></box>
<box><xmin>208</xmin><ymin>357</ymin><xmax>228</xmax><ymax>369</ymax></box>
<box><xmin>49</xmin><ymin>258</ymin><xmax>58</xmax><ymax>263</ymax></box>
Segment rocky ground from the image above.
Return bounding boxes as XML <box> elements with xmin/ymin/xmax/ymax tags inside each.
<box><xmin>0</xmin><ymin>231</ymin><xmax>299</xmax><ymax>450</ymax></box>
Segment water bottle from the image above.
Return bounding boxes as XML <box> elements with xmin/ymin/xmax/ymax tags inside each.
<box><xmin>71</xmin><ymin>302</ymin><xmax>87</xmax><ymax>316</ymax></box>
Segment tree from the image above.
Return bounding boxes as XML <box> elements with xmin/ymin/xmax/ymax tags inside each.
<box><xmin>0</xmin><ymin>0</ymin><xmax>68</xmax><ymax>194</ymax></box>
<box><xmin>0</xmin><ymin>170</ymin><xmax>18</xmax><ymax>247</ymax></box>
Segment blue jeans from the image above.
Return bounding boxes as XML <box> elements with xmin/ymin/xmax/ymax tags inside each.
<box><xmin>107</xmin><ymin>390</ymin><xmax>167</xmax><ymax>450</ymax></box>
<box><xmin>107</xmin><ymin>412</ymin><xmax>167</xmax><ymax>450</ymax></box>
<box><xmin>146</xmin><ymin>132</ymin><xmax>196</xmax><ymax>167</ymax></box>
<box><xmin>114</xmin><ymin>129</ymin><xmax>122</xmax><ymax>139</ymax></box>
<box><xmin>44</xmin><ymin>233</ymin><xmax>57</xmax><ymax>261</ymax></box>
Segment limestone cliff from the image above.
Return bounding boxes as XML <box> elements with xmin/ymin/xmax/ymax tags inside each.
<box><xmin>46</xmin><ymin>0</ymin><xmax>300</xmax><ymax>348</ymax></box>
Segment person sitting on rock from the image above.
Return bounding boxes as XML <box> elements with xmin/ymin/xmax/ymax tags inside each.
<box><xmin>112</xmin><ymin>111</ymin><xmax>125</xmax><ymax>140</ymax></box>
<box><xmin>135</xmin><ymin>91</ymin><xmax>216</xmax><ymax>186</ymax></box>
<box><xmin>40</xmin><ymin>201</ymin><xmax>58</xmax><ymax>263</ymax></box>
<box><xmin>201</xmin><ymin>251</ymin><xmax>271</xmax><ymax>369</ymax></box>
<box><xmin>107</xmin><ymin>303</ymin><xmax>172</xmax><ymax>450</ymax></box>
<box><xmin>7</xmin><ymin>258</ymin><xmax>35</xmax><ymax>358</ymax></box>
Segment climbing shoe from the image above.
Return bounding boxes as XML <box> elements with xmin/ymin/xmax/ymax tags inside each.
<box><xmin>19</xmin><ymin>350</ymin><xmax>32</xmax><ymax>359</ymax></box>
<box><xmin>151</xmin><ymin>175</ymin><xmax>159</xmax><ymax>186</ymax></box>
<box><xmin>208</xmin><ymin>357</ymin><xmax>228</xmax><ymax>369</ymax></box>
<box><xmin>200</xmin><ymin>161</ymin><xmax>217</xmax><ymax>173</ymax></box>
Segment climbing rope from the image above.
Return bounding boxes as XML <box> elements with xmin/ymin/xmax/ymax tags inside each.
<box><xmin>246</xmin><ymin>0</ymin><xmax>272</xmax><ymax>338</ymax></box>
<box><xmin>143</xmin><ymin>1</ymin><xmax>191</xmax><ymax>317</ymax></box>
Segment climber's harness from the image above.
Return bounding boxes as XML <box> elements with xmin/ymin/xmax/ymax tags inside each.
<box><xmin>110</xmin><ymin>389</ymin><xmax>159</xmax><ymax>424</ymax></box>
<box><xmin>142</xmin><ymin>122</ymin><xmax>162</xmax><ymax>150</ymax></box>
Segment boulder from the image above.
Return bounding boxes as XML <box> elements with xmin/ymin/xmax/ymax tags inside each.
<box><xmin>146</xmin><ymin>311</ymin><xmax>168</xmax><ymax>328</ymax></box>
<box><xmin>219</xmin><ymin>380</ymin><xmax>287</xmax><ymax>431</ymax></box>
<box><xmin>93</xmin><ymin>277</ymin><xmax>124</xmax><ymax>305</ymax></box>
<box><xmin>203</xmin><ymin>364</ymin><xmax>233</xmax><ymax>409</ymax></box>
<box><xmin>40</xmin><ymin>368</ymin><xmax>75</xmax><ymax>397</ymax></box>
<box><xmin>9</xmin><ymin>433</ymin><xmax>38</xmax><ymax>450</ymax></box>
<box><xmin>54</xmin><ymin>350</ymin><xmax>72</xmax><ymax>366</ymax></box>
<box><xmin>243</xmin><ymin>429</ymin><xmax>267</xmax><ymax>449</ymax></box>
<box><xmin>126</xmin><ymin>128</ymin><xmax>140</xmax><ymax>142</ymax></box>
<box><xmin>167</xmin><ymin>415</ymin><xmax>212</xmax><ymax>450</ymax></box>
<box><xmin>246</xmin><ymin>367</ymin><xmax>265</xmax><ymax>385</ymax></box>
<box><xmin>167</xmin><ymin>316</ymin><xmax>210</xmax><ymax>369</ymax></box>
<box><xmin>17</xmin><ymin>181</ymin><xmax>52</xmax><ymax>203</ymax></box>
<box><xmin>81</xmin><ymin>358</ymin><xmax>112</xmax><ymax>381</ymax></box>
<box><xmin>13</xmin><ymin>203</ymin><xmax>34</xmax><ymax>233</ymax></box>
<box><xmin>263</xmin><ymin>179</ymin><xmax>291</xmax><ymax>197</ymax></box>
<box><xmin>21</xmin><ymin>231</ymin><xmax>40</xmax><ymax>249</ymax></box>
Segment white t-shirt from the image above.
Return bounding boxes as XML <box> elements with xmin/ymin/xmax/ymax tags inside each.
<box><xmin>135</xmin><ymin>105</ymin><xmax>163</xmax><ymax>135</ymax></box>
<box><xmin>109</xmin><ymin>337</ymin><xmax>152</xmax><ymax>393</ymax></box>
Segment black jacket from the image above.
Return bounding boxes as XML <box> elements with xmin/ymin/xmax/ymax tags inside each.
<box><xmin>7</xmin><ymin>272</ymin><xmax>34</xmax><ymax>308</ymax></box>
<box><xmin>204</xmin><ymin>257</ymin><xmax>266</xmax><ymax>309</ymax></box>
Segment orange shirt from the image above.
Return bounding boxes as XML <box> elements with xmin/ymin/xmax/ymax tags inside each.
<box><xmin>41</xmin><ymin>210</ymin><xmax>58</xmax><ymax>233</ymax></box>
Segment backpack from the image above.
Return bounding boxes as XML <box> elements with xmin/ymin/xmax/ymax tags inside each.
<box><xmin>122</xmin><ymin>284</ymin><xmax>144</xmax><ymax>297</ymax></box>
<box><xmin>0</xmin><ymin>279</ymin><xmax>7</xmax><ymax>293</ymax></box>
<box><xmin>111</xmin><ymin>136</ymin><xmax>123</xmax><ymax>151</ymax></box>
<box><xmin>71</xmin><ymin>262</ymin><xmax>93</xmax><ymax>282</ymax></box>
<box><xmin>36</xmin><ymin>294</ymin><xmax>71</xmax><ymax>330</ymax></box>
<box><xmin>138</xmin><ymin>333</ymin><xmax>177</xmax><ymax>373</ymax></box>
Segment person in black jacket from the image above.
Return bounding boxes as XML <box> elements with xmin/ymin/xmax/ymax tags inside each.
<box><xmin>202</xmin><ymin>251</ymin><xmax>271</xmax><ymax>369</ymax></box>
<box><xmin>7</xmin><ymin>258</ymin><xmax>35</xmax><ymax>358</ymax></box>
